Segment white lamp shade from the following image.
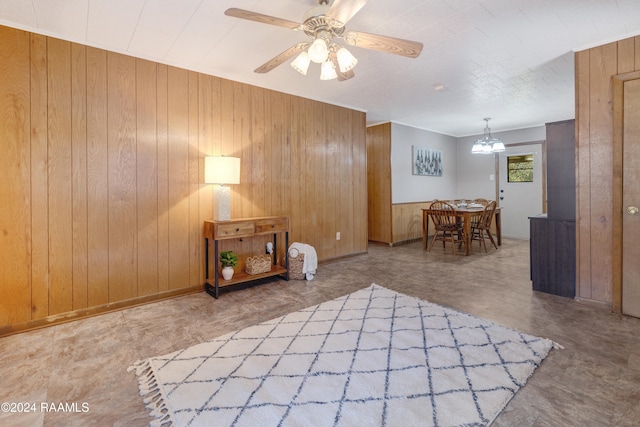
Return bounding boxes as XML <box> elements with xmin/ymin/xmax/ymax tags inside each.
<box><xmin>491</xmin><ymin>140</ymin><xmax>506</xmax><ymax>152</ymax></box>
<box><xmin>471</xmin><ymin>142</ymin><xmax>485</xmax><ymax>153</ymax></box>
<box><xmin>308</xmin><ymin>38</ymin><xmax>329</xmax><ymax>63</ymax></box>
<box><xmin>291</xmin><ymin>51</ymin><xmax>311</xmax><ymax>75</ymax></box>
<box><xmin>320</xmin><ymin>60</ymin><xmax>337</xmax><ymax>80</ymax></box>
<box><xmin>336</xmin><ymin>47</ymin><xmax>358</xmax><ymax>72</ymax></box>
<box><xmin>204</xmin><ymin>156</ymin><xmax>240</xmax><ymax>185</ymax></box>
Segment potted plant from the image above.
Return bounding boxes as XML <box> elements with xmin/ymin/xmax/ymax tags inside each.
<box><xmin>220</xmin><ymin>250</ymin><xmax>238</xmax><ymax>280</ymax></box>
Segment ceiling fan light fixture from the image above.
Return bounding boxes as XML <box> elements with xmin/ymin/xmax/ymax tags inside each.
<box><xmin>291</xmin><ymin>51</ymin><xmax>311</xmax><ymax>75</ymax></box>
<box><xmin>320</xmin><ymin>60</ymin><xmax>337</xmax><ymax>80</ymax></box>
<box><xmin>308</xmin><ymin>38</ymin><xmax>329</xmax><ymax>63</ymax></box>
<box><xmin>224</xmin><ymin>4</ymin><xmax>423</xmax><ymax>82</ymax></box>
<box><xmin>336</xmin><ymin>47</ymin><xmax>357</xmax><ymax>72</ymax></box>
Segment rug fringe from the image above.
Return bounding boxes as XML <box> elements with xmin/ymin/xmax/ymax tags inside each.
<box><xmin>128</xmin><ymin>359</ymin><xmax>173</xmax><ymax>427</ymax></box>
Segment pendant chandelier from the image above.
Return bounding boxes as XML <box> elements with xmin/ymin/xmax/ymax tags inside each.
<box><xmin>471</xmin><ymin>118</ymin><xmax>506</xmax><ymax>154</ymax></box>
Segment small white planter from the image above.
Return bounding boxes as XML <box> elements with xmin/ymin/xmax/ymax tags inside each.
<box><xmin>222</xmin><ymin>266</ymin><xmax>234</xmax><ymax>280</ymax></box>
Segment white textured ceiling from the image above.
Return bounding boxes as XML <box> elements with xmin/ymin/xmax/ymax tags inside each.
<box><xmin>1</xmin><ymin>0</ymin><xmax>640</xmax><ymax>136</ymax></box>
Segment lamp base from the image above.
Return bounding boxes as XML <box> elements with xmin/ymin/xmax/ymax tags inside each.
<box><xmin>214</xmin><ymin>185</ymin><xmax>231</xmax><ymax>221</ymax></box>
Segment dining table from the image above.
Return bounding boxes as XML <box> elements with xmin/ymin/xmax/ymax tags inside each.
<box><xmin>422</xmin><ymin>205</ymin><xmax>502</xmax><ymax>256</ymax></box>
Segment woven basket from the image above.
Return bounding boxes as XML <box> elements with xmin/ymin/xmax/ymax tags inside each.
<box><xmin>245</xmin><ymin>254</ymin><xmax>272</xmax><ymax>275</ymax></box>
<box><xmin>288</xmin><ymin>247</ymin><xmax>306</xmax><ymax>280</ymax></box>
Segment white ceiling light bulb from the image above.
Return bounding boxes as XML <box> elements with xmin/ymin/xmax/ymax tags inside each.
<box><xmin>336</xmin><ymin>47</ymin><xmax>357</xmax><ymax>72</ymax></box>
<box><xmin>320</xmin><ymin>60</ymin><xmax>337</xmax><ymax>80</ymax></box>
<box><xmin>291</xmin><ymin>51</ymin><xmax>311</xmax><ymax>75</ymax></box>
<box><xmin>308</xmin><ymin>38</ymin><xmax>329</xmax><ymax>63</ymax></box>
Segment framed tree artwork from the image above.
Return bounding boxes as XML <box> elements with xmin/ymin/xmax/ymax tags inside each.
<box><xmin>412</xmin><ymin>146</ymin><xmax>443</xmax><ymax>176</ymax></box>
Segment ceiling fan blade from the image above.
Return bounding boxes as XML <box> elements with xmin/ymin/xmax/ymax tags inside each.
<box><xmin>329</xmin><ymin>51</ymin><xmax>355</xmax><ymax>81</ymax></box>
<box><xmin>225</xmin><ymin>8</ymin><xmax>301</xmax><ymax>30</ymax></box>
<box><xmin>343</xmin><ymin>30</ymin><xmax>423</xmax><ymax>58</ymax></box>
<box><xmin>326</xmin><ymin>0</ymin><xmax>368</xmax><ymax>26</ymax></box>
<box><xmin>336</xmin><ymin>67</ymin><xmax>355</xmax><ymax>81</ymax></box>
<box><xmin>254</xmin><ymin>43</ymin><xmax>309</xmax><ymax>73</ymax></box>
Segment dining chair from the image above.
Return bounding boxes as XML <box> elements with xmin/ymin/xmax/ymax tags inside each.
<box><xmin>470</xmin><ymin>200</ymin><xmax>498</xmax><ymax>252</ymax></box>
<box><xmin>427</xmin><ymin>200</ymin><xmax>464</xmax><ymax>254</ymax></box>
<box><xmin>474</xmin><ymin>198</ymin><xmax>490</xmax><ymax>207</ymax></box>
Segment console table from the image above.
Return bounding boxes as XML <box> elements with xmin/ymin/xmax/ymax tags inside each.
<box><xmin>204</xmin><ymin>216</ymin><xmax>289</xmax><ymax>298</ymax></box>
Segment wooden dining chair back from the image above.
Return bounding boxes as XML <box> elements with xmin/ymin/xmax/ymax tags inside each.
<box><xmin>427</xmin><ymin>200</ymin><xmax>464</xmax><ymax>254</ymax></box>
<box><xmin>471</xmin><ymin>200</ymin><xmax>498</xmax><ymax>252</ymax></box>
<box><xmin>474</xmin><ymin>198</ymin><xmax>490</xmax><ymax>207</ymax></box>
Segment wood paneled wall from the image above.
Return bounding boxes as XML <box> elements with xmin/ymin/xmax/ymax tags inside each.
<box><xmin>575</xmin><ymin>35</ymin><xmax>640</xmax><ymax>308</ymax></box>
<box><xmin>392</xmin><ymin>203</ymin><xmax>431</xmax><ymax>244</ymax></box>
<box><xmin>366</xmin><ymin>123</ymin><xmax>392</xmax><ymax>244</ymax></box>
<box><xmin>0</xmin><ymin>25</ymin><xmax>367</xmax><ymax>335</ymax></box>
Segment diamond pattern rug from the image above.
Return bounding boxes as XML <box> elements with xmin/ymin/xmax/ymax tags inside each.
<box><xmin>129</xmin><ymin>284</ymin><xmax>556</xmax><ymax>426</ymax></box>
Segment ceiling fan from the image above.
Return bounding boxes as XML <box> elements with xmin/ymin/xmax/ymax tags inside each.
<box><xmin>224</xmin><ymin>0</ymin><xmax>423</xmax><ymax>81</ymax></box>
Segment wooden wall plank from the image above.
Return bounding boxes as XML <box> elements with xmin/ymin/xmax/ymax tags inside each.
<box><xmin>587</xmin><ymin>43</ymin><xmax>617</xmax><ymax>303</ymax></box>
<box><xmin>575</xmin><ymin>49</ymin><xmax>591</xmax><ymax>300</ymax></box>
<box><xmin>47</xmin><ymin>37</ymin><xmax>74</xmax><ymax>315</ymax></box>
<box><xmin>326</xmin><ymin>104</ymin><xmax>339</xmax><ymax>259</ymax></box>
<box><xmin>354</xmin><ymin>110</ymin><xmax>367</xmax><ymax>252</ymax></box>
<box><xmin>234</xmin><ymin>82</ymin><xmax>252</xmax><ymax>220</ymax></box>
<box><xmin>30</xmin><ymin>32</ymin><xmax>50</xmax><ymax>320</ymax></box>
<box><xmin>314</xmin><ymin>104</ymin><xmax>327</xmax><ymax>257</ymax></box>
<box><xmin>71</xmin><ymin>43</ymin><xmax>88</xmax><ymax>310</ymax></box>
<box><xmin>188</xmin><ymin>71</ymin><xmax>201</xmax><ymax>287</ymax></box>
<box><xmin>618</xmin><ymin>37</ymin><xmax>636</xmax><ymax>73</ymax></box>
<box><xmin>86</xmin><ymin>47</ymin><xmax>109</xmax><ymax>306</ymax></box>
<box><xmin>251</xmin><ymin>85</ymin><xmax>267</xmax><ymax>219</ymax></box>
<box><xmin>136</xmin><ymin>58</ymin><xmax>159</xmax><ymax>296</ymax></box>
<box><xmin>289</xmin><ymin>96</ymin><xmax>303</xmax><ymax>246</ymax></box>
<box><xmin>339</xmin><ymin>108</ymin><xmax>354</xmax><ymax>255</ymax></box>
<box><xmin>268</xmin><ymin>90</ymin><xmax>281</xmax><ymax>218</ymax></box>
<box><xmin>303</xmin><ymin>98</ymin><xmax>317</xmax><ymax>247</ymax></box>
<box><xmin>156</xmin><ymin>64</ymin><xmax>170</xmax><ymax>292</ymax></box>
<box><xmin>0</xmin><ymin>26</ymin><xmax>31</xmax><ymax>324</ymax></box>
<box><xmin>198</xmin><ymin>74</ymin><xmax>214</xmax><ymax>283</ymax></box>
<box><xmin>107</xmin><ymin>52</ymin><xmax>138</xmax><ymax>302</ymax></box>
<box><xmin>167</xmin><ymin>66</ymin><xmax>191</xmax><ymax>290</ymax></box>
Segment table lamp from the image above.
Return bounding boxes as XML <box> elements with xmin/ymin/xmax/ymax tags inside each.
<box><xmin>204</xmin><ymin>156</ymin><xmax>240</xmax><ymax>221</ymax></box>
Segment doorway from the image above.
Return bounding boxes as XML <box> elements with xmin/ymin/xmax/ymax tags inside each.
<box><xmin>497</xmin><ymin>144</ymin><xmax>544</xmax><ymax>239</ymax></box>
<box><xmin>615</xmin><ymin>73</ymin><xmax>640</xmax><ymax>318</ymax></box>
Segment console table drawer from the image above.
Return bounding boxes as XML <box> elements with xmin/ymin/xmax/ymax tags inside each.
<box><xmin>214</xmin><ymin>221</ymin><xmax>256</xmax><ymax>239</ymax></box>
<box><xmin>255</xmin><ymin>217</ymin><xmax>288</xmax><ymax>234</ymax></box>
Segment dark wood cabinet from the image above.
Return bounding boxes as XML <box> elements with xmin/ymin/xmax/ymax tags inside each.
<box><xmin>546</xmin><ymin>120</ymin><xmax>576</xmax><ymax>221</ymax></box>
<box><xmin>529</xmin><ymin>120</ymin><xmax>576</xmax><ymax>298</ymax></box>
<box><xmin>530</xmin><ymin>216</ymin><xmax>575</xmax><ymax>297</ymax></box>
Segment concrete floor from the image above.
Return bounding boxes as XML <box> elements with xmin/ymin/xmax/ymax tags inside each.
<box><xmin>1</xmin><ymin>239</ymin><xmax>639</xmax><ymax>426</ymax></box>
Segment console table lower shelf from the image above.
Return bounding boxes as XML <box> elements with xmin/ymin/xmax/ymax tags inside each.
<box><xmin>205</xmin><ymin>265</ymin><xmax>288</xmax><ymax>298</ymax></box>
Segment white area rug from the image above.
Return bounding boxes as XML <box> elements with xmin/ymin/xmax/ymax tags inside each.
<box><xmin>129</xmin><ymin>284</ymin><xmax>556</xmax><ymax>426</ymax></box>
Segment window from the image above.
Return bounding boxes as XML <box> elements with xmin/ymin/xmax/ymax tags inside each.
<box><xmin>507</xmin><ymin>154</ymin><xmax>534</xmax><ymax>182</ymax></box>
